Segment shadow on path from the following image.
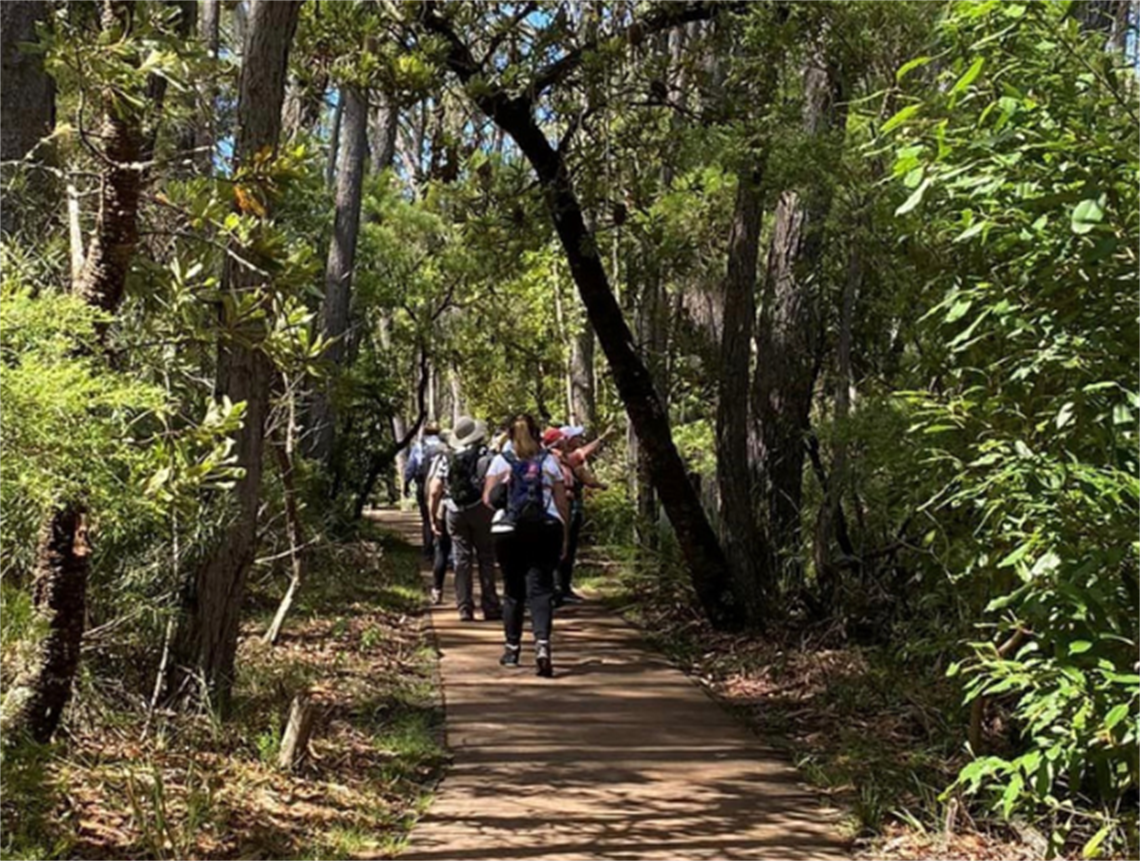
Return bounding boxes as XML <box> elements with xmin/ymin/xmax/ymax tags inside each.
<box><xmin>368</xmin><ymin>508</ymin><xmax>848</xmax><ymax>861</ymax></box>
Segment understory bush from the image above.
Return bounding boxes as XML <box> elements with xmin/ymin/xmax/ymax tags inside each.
<box><xmin>887</xmin><ymin>2</ymin><xmax>1139</xmax><ymax>852</ymax></box>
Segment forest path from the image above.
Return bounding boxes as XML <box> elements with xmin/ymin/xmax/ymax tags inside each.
<box><xmin>370</xmin><ymin>508</ymin><xmax>847</xmax><ymax>861</ymax></box>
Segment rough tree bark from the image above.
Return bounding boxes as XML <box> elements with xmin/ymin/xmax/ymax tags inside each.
<box><xmin>569</xmin><ymin>326</ymin><xmax>595</xmax><ymax>426</ymax></box>
<box><xmin>751</xmin><ymin>47</ymin><xmax>844</xmax><ymax>596</ymax></box>
<box><xmin>1</xmin><ymin>505</ymin><xmax>89</xmax><ymax>742</ymax></box>
<box><xmin>371</xmin><ymin>93</ymin><xmax>399</xmax><ymax>176</ymax></box>
<box><xmin>308</xmin><ymin>85</ymin><xmax>370</xmax><ymax>463</ymax></box>
<box><xmin>170</xmin><ymin>0</ymin><xmax>302</xmax><ymax>711</ymax></box>
<box><xmin>716</xmin><ymin>169</ymin><xmax>767</xmax><ymax>621</ymax></box>
<box><xmin>0</xmin><ymin>0</ymin><xmax>55</xmax><ymax>236</ymax></box>
<box><xmin>419</xmin><ymin>2</ymin><xmax>741</xmax><ymax>628</ymax></box>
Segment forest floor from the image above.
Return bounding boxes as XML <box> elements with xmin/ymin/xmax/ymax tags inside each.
<box><xmin>382</xmin><ymin>508</ymin><xmax>848</xmax><ymax>861</ymax></box>
<box><xmin>574</xmin><ymin>549</ymin><xmax>1042</xmax><ymax>861</ymax></box>
<box><xmin>2</xmin><ymin>522</ymin><xmax>446</xmax><ymax>860</ymax></box>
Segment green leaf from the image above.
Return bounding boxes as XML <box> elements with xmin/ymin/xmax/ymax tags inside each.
<box><xmin>1104</xmin><ymin>703</ymin><xmax>1130</xmax><ymax>730</ymax></box>
<box><xmin>1082</xmin><ymin>824</ymin><xmax>1112</xmax><ymax>859</ymax></box>
<box><xmin>882</xmin><ymin>103</ymin><xmax>922</xmax><ymax>133</ymax></box>
<box><xmin>1055</xmin><ymin>402</ymin><xmax>1075</xmax><ymax>429</ymax></box>
<box><xmin>896</xmin><ymin>56</ymin><xmax>932</xmax><ymax>82</ymax></box>
<box><xmin>896</xmin><ymin>178</ymin><xmax>931</xmax><ymax>215</ymax></box>
<box><xmin>950</xmin><ymin>57</ymin><xmax>986</xmax><ymax>95</ymax></box>
<box><xmin>1071</xmin><ymin>197</ymin><xmax>1105</xmax><ymax>234</ymax></box>
<box><xmin>1068</xmin><ymin>640</ymin><xmax>1093</xmax><ymax>655</ymax></box>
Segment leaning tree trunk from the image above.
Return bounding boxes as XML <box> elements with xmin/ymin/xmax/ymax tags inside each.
<box><xmin>0</xmin><ymin>0</ymin><xmax>55</xmax><ymax>236</ymax></box>
<box><xmin>421</xmin><ymin>2</ymin><xmax>740</xmax><ymax>629</ymax></box>
<box><xmin>308</xmin><ymin>85</ymin><xmax>369</xmax><ymax>463</ymax></box>
<box><xmin>170</xmin><ymin>0</ymin><xmax>302</xmax><ymax>712</ymax></box>
<box><xmin>751</xmin><ymin>51</ymin><xmax>844</xmax><ymax>598</ymax></box>
<box><xmin>1</xmin><ymin>505</ymin><xmax>89</xmax><ymax>743</ymax></box>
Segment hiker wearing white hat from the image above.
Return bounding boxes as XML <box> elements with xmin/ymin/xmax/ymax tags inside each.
<box><xmin>428</xmin><ymin>416</ymin><xmax>501</xmax><ymax>622</ymax></box>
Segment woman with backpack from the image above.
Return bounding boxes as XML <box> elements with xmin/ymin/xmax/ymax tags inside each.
<box><xmin>428</xmin><ymin>416</ymin><xmax>501</xmax><ymax>622</ymax></box>
<box><xmin>482</xmin><ymin>413</ymin><xmax>569</xmax><ymax>678</ymax></box>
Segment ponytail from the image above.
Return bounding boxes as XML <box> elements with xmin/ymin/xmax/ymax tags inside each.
<box><xmin>510</xmin><ymin>414</ymin><xmax>541</xmax><ymax>460</ymax></box>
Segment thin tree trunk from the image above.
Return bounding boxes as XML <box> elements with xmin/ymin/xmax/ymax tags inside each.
<box><xmin>569</xmin><ymin>326</ymin><xmax>596</xmax><ymax>426</ymax></box>
<box><xmin>194</xmin><ymin>0</ymin><xmax>219</xmax><ymax>172</ymax></box>
<box><xmin>308</xmin><ymin>85</ymin><xmax>369</xmax><ymax>463</ymax></box>
<box><xmin>371</xmin><ymin>93</ymin><xmax>399</xmax><ymax>175</ymax></box>
<box><xmin>264</xmin><ymin>386</ymin><xmax>305</xmax><ymax>646</ymax></box>
<box><xmin>813</xmin><ymin>233</ymin><xmax>860</xmax><ymax>613</ymax></box>
<box><xmin>326</xmin><ymin>92</ymin><xmax>344</xmax><ymax>187</ymax></box>
<box><xmin>170</xmin><ymin>0</ymin><xmax>302</xmax><ymax>711</ymax></box>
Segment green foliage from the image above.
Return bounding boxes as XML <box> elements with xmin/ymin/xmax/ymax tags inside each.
<box><xmin>0</xmin><ymin>288</ymin><xmax>164</xmax><ymax>564</ymax></box>
<box><xmin>889</xmin><ymin>1</ymin><xmax>1138</xmax><ymax>847</ymax></box>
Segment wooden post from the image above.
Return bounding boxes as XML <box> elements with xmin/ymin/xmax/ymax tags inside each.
<box><xmin>277</xmin><ymin>691</ymin><xmax>317</xmax><ymax>770</ymax></box>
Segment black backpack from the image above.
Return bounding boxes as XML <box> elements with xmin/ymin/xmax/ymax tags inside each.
<box><xmin>448</xmin><ymin>445</ymin><xmax>491</xmax><ymax>508</ymax></box>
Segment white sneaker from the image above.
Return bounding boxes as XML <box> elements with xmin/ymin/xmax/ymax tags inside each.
<box><xmin>490</xmin><ymin>510</ymin><xmax>515</xmax><ymax>534</ymax></box>
<box><xmin>430</xmin><ymin>587</ymin><xmax>443</xmax><ymax>605</ymax></box>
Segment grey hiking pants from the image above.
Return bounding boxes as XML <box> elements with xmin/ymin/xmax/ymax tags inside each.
<box><xmin>445</xmin><ymin>503</ymin><xmax>501</xmax><ymax>616</ymax></box>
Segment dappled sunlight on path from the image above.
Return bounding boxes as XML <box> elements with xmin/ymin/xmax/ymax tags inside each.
<box><xmin>369</xmin><ymin>508</ymin><xmax>847</xmax><ymax>860</ymax></box>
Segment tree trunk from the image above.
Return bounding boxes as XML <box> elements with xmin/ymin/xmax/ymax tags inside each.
<box><xmin>193</xmin><ymin>0</ymin><xmax>220</xmax><ymax>172</ymax></box>
<box><xmin>477</xmin><ymin>106</ymin><xmax>737</xmax><ymax>627</ymax></box>
<box><xmin>308</xmin><ymin>85</ymin><xmax>369</xmax><ymax>463</ymax></box>
<box><xmin>1</xmin><ymin>505</ymin><xmax>90</xmax><ymax>743</ymax></box>
<box><xmin>716</xmin><ymin>169</ymin><xmax>767</xmax><ymax>623</ymax></box>
<box><xmin>812</xmin><ymin>233</ymin><xmax>860</xmax><ymax>614</ymax></box>
<box><xmin>326</xmin><ymin>92</ymin><xmax>344</xmax><ymax>187</ymax></box>
<box><xmin>569</xmin><ymin>326</ymin><xmax>595</xmax><ymax>426</ymax></box>
<box><xmin>170</xmin><ymin>0</ymin><xmax>302</xmax><ymax>711</ymax></box>
<box><xmin>277</xmin><ymin>692</ymin><xmax>317</xmax><ymax>770</ymax></box>
<box><xmin>0</xmin><ymin>0</ymin><xmax>54</xmax><ymax>235</ymax></box>
<box><xmin>74</xmin><ymin>4</ymin><xmax>145</xmax><ymax>316</ymax></box>
<box><xmin>751</xmin><ymin>51</ymin><xmax>844</xmax><ymax>598</ymax></box>
<box><xmin>264</xmin><ymin>378</ymin><xmax>304</xmax><ymax>646</ymax></box>
<box><xmin>371</xmin><ymin>93</ymin><xmax>399</xmax><ymax>175</ymax></box>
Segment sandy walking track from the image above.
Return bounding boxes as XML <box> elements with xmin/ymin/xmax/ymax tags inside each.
<box><xmin>373</xmin><ymin>509</ymin><xmax>848</xmax><ymax>860</ymax></box>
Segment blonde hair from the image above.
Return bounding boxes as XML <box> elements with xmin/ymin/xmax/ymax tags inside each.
<box><xmin>510</xmin><ymin>415</ymin><xmax>541</xmax><ymax>460</ymax></box>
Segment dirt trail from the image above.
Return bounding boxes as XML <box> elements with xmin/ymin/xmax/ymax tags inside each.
<box><xmin>372</xmin><ymin>508</ymin><xmax>847</xmax><ymax>861</ymax></box>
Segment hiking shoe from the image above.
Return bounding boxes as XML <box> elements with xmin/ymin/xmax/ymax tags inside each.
<box><xmin>535</xmin><ymin>641</ymin><xmax>553</xmax><ymax>678</ymax></box>
<box><xmin>458</xmin><ymin>607</ymin><xmax>475</xmax><ymax>622</ymax></box>
<box><xmin>499</xmin><ymin>644</ymin><xmax>521</xmax><ymax>667</ymax></box>
<box><xmin>483</xmin><ymin>608</ymin><xmax>503</xmax><ymax>622</ymax></box>
<box><xmin>561</xmin><ymin>590</ymin><xmax>586</xmax><ymax>604</ymax></box>
<box><xmin>552</xmin><ymin>591</ymin><xmax>565</xmax><ymax>608</ymax></box>
<box><xmin>429</xmin><ymin>587</ymin><xmax>443</xmax><ymax>605</ymax></box>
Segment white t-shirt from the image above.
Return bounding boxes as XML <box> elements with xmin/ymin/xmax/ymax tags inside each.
<box><xmin>486</xmin><ymin>451</ymin><xmax>564</xmax><ymax>522</ymax></box>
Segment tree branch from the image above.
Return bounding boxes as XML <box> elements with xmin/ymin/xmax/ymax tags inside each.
<box><xmin>528</xmin><ymin>2</ymin><xmax>744</xmax><ymax>98</ymax></box>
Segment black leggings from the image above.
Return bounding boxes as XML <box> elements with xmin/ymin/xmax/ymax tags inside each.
<box><xmin>494</xmin><ymin>520</ymin><xmax>562</xmax><ymax>647</ymax></box>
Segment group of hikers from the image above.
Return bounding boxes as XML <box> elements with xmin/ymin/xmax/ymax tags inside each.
<box><xmin>403</xmin><ymin>414</ymin><xmax>612</xmax><ymax>677</ymax></box>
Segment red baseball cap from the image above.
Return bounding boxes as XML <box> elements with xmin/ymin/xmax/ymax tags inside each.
<box><xmin>541</xmin><ymin>427</ymin><xmax>563</xmax><ymax>446</ymax></box>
